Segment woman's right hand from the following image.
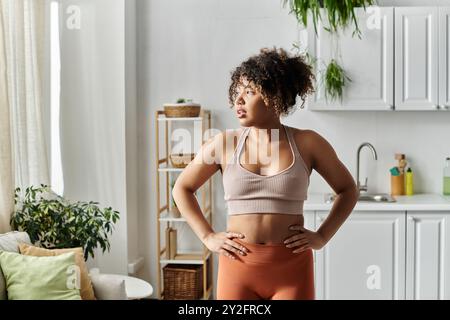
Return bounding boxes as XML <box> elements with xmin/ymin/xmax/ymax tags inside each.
<box><xmin>203</xmin><ymin>231</ymin><xmax>249</xmax><ymax>260</ymax></box>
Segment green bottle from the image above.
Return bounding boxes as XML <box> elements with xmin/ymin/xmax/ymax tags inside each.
<box><xmin>444</xmin><ymin>157</ymin><xmax>450</xmax><ymax>196</ymax></box>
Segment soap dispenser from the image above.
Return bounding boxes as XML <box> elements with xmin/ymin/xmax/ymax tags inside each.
<box><xmin>405</xmin><ymin>167</ymin><xmax>414</xmax><ymax>196</ymax></box>
<box><xmin>444</xmin><ymin>157</ymin><xmax>450</xmax><ymax>196</ymax></box>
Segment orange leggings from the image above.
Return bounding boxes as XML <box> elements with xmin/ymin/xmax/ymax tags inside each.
<box><xmin>216</xmin><ymin>238</ymin><xmax>315</xmax><ymax>300</ymax></box>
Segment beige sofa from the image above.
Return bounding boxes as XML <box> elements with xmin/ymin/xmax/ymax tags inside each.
<box><xmin>0</xmin><ymin>231</ymin><xmax>127</xmax><ymax>300</ymax></box>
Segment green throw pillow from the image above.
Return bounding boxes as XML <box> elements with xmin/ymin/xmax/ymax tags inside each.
<box><xmin>0</xmin><ymin>250</ymin><xmax>81</xmax><ymax>300</ymax></box>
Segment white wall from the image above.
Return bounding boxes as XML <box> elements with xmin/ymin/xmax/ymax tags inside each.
<box><xmin>136</xmin><ymin>0</ymin><xmax>450</xmax><ymax>298</ymax></box>
<box><xmin>125</xmin><ymin>0</ymin><xmax>140</xmax><ymax>275</ymax></box>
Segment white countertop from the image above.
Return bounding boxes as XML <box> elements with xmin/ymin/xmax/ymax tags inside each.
<box><xmin>304</xmin><ymin>193</ymin><xmax>450</xmax><ymax>211</ymax></box>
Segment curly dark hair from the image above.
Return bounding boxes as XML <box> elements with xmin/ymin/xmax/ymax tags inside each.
<box><xmin>228</xmin><ymin>46</ymin><xmax>315</xmax><ymax>117</ymax></box>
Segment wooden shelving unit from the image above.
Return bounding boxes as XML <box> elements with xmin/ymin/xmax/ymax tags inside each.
<box><xmin>154</xmin><ymin>109</ymin><xmax>213</xmax><ymax>300</ymax></box>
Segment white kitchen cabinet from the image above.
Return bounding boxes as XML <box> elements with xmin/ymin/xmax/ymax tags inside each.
<box><xmin>406</xmin><ymin>212</ymin><xmax>450</xmax><ymax>300</ymax></box>
<box><xmin>439</xmin><ymin>8</ymin><xmax>450</xmax><ymax>110</ymax></box>
<box><xmin>314</xmin><ymin>211</ymin><xmax>406</xmax><ymax>300</ymax></box>
<box><xmin>307</xmin><ymin>7</ymin><xmax>394</xmax><ymax>111</ymax></box>
<box><xmin>307</xmin><ymin>6</ymin><xmax>450</xmax><ymax>111</ymax></box>
<box><xmin>394</xmin><ymin>7</ymin><xmax>439</xmax><ymax>110</ymax></box>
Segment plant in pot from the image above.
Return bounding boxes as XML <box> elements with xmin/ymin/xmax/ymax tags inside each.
<box><xmin>288</xmin><ymin>0</ymin><xmax>357</xmax><ymax>104</ymax></box>
<box><xmin>10</xmin><ymin>184</ymin><xmax>120</xmax><ymax>260</ymax></box>
<box><xmin>163</xmin><ymin>98</ymin><xmax>201</xmax><ymax>118</ymax></box>
<box><xmin>282</xmin><ymin>0</ymin><xmax>376</xmax><ymax>38</ymax></box>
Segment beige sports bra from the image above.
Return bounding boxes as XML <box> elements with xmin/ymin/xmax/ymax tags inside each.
<box><xmin>222</xmin><ymin>124</ymin><xmax>310</xmax><ymax>215</ymax></box>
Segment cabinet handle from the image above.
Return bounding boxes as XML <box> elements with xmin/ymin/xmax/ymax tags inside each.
<box><xmin>436</xmin><ymin>105</ymin><xmax>441</xmax><ymax>110</ymax></box>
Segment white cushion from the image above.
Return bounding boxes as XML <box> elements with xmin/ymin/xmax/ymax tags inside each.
<box><xmin>0</xmin><ymin>231</ymin><xmax>31</xmax><ymax>252</ymax></box>
<box><xmin>0</xmin><ymin>231</ymin><xmax>32</xmax><ymax>300</ymax></box>
<box><xmin>89</xmin><ymin>273</ymin><xmax>127</xmax><ymax>300</ymax></box>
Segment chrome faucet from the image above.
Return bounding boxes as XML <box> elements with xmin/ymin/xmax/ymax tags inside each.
<box><xmin>356</xmin><ymin>142</ymin><xmax>378</xmax><ymax>193</ymax></box>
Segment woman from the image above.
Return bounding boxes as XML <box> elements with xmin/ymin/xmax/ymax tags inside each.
<box><xmin>172</xmin><ymin>47</ymin><xmax>359</xmax><ymax>300</ymax></box>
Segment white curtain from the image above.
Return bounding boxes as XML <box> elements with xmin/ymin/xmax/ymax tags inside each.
<box><xmin>0</xmin><ymin>0</ymin><xmax>49</xmax><ymax>231</ymax></box>
<box><xmin>0</xmin><ymin>5</ymin><xmax>13</xmax><ymax>233</ymax></box>
<box><xmin>57</xmin><ymin>0</ymin><xmax>129</xmax><ymax>273</ymax></box>
<box><xmin>1</xmin><ymin>0</ymin><xmax>49</xmax><ymax>190</ymax></box>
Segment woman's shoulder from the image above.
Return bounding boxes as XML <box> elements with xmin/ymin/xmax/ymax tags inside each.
<box><xmin>289</xmin><ymin>126</ymin><xmax>318</xmax><ymax>143</ymax></box>
<box><xmin>288</xmin><ymin>127</ymin><xmax>322</xmax><ymax>172</ymax></box>
<box><xmin>290</xmin><ymin>127</ymin><xmax>337</xmax><ymax>168</ymax></box>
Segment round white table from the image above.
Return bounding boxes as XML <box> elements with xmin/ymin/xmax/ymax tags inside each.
<box><xmin>102</xmin><ymin>274</ymin><xmax>153</xmax><ymax>300</ymax></box>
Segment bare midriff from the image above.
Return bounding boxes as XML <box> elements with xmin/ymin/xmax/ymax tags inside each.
<box><xmin>227</xmin><ymin>213</ymin><xmax>304</xmax><ymax>245</ymax></box>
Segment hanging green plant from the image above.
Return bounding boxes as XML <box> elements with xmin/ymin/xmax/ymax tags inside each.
<box><xmin>282</xmin><ymin>0</ymin><xmax>375</xmax><ymax>38</ymax></box>
<box><xmin>323</xmin><ymin>59</ymin><xmax>351</xmax><ymax>103</ymax></box>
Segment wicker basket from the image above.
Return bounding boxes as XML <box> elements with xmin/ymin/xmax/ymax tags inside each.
<box><xmin>164</xmin><ymin>103</ymin><xmax>201</xmax><ymax>118</ymax></box>
<box><xmin>170</xmin><ymin>153</ymin><xmax>195</xmax><ymax>168</ymax></box>
<box><xmin>163</xmin><ymin>264</ymin><xmax>203</xmax><ymax>300</ymax></box>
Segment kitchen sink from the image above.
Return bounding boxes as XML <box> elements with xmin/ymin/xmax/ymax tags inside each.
<box><xmin>324</xmin><ymin>193</ymin><xmax>396</xmax><ymax>203</ymax></box>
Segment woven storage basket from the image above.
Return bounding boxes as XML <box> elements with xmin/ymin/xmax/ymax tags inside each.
<box><xmin>170</xmin><ymin>153</ymin><xmax>195</xmax><ymax>168</ymax></box>
<box><xmin>163</xmin><ymin>264</ymin><xmax>203</xmax><ymax>300</ymax></box>
<box><xmin>164</xmin><ymin>103</ymin><xmax>201</xmax><ymax>118</ymax></box>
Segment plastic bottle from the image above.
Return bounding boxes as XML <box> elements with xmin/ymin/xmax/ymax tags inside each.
<box><xmin>405</xmin><ymin>167</ymin><xmax>414</xmax><ymax>196</ymax></box>
<box><xmin>444</xmin><ymin>157</ymin><xmax>450</xmax><ymax>196</ymax></box>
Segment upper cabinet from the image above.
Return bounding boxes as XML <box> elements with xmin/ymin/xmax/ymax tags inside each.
<box><xmin>308</xmin><ymin>7</ymin><xmax>394</xmax><ymax>111</ymax></box>
<box><xmin>439</xmin><ymin>7</ymin><xmax>450</xmax><ymax>110</ymax></box>
<box><xmin>307</xmin><ymin>6</ymin><xmax>450</xmax><ymax>111</ymax></box>
<box><xmin>395</xmin><ymin>7</ymin><xmax>438</xmax><ymax>110</ymax></box>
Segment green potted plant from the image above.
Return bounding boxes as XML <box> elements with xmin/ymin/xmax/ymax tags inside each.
<box><xmin>285</xmin><ymin>0</ymin><xmax>373</xmax><ymax>104</ymax></box>
<box><xmin>282</xmin><ymin>0</ymin><xmax>376</xmax><ymax>38</ymax></box>
<box><xmin>10</xmin><ymin>184</ymin><xmax>120</xmax><ymax>260</ymax></box>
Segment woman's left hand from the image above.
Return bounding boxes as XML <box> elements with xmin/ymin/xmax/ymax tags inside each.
<box><xmin>284</xmin><ymin>225</ymin><xmax>327</xmax><ymax>253</ymax></box>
